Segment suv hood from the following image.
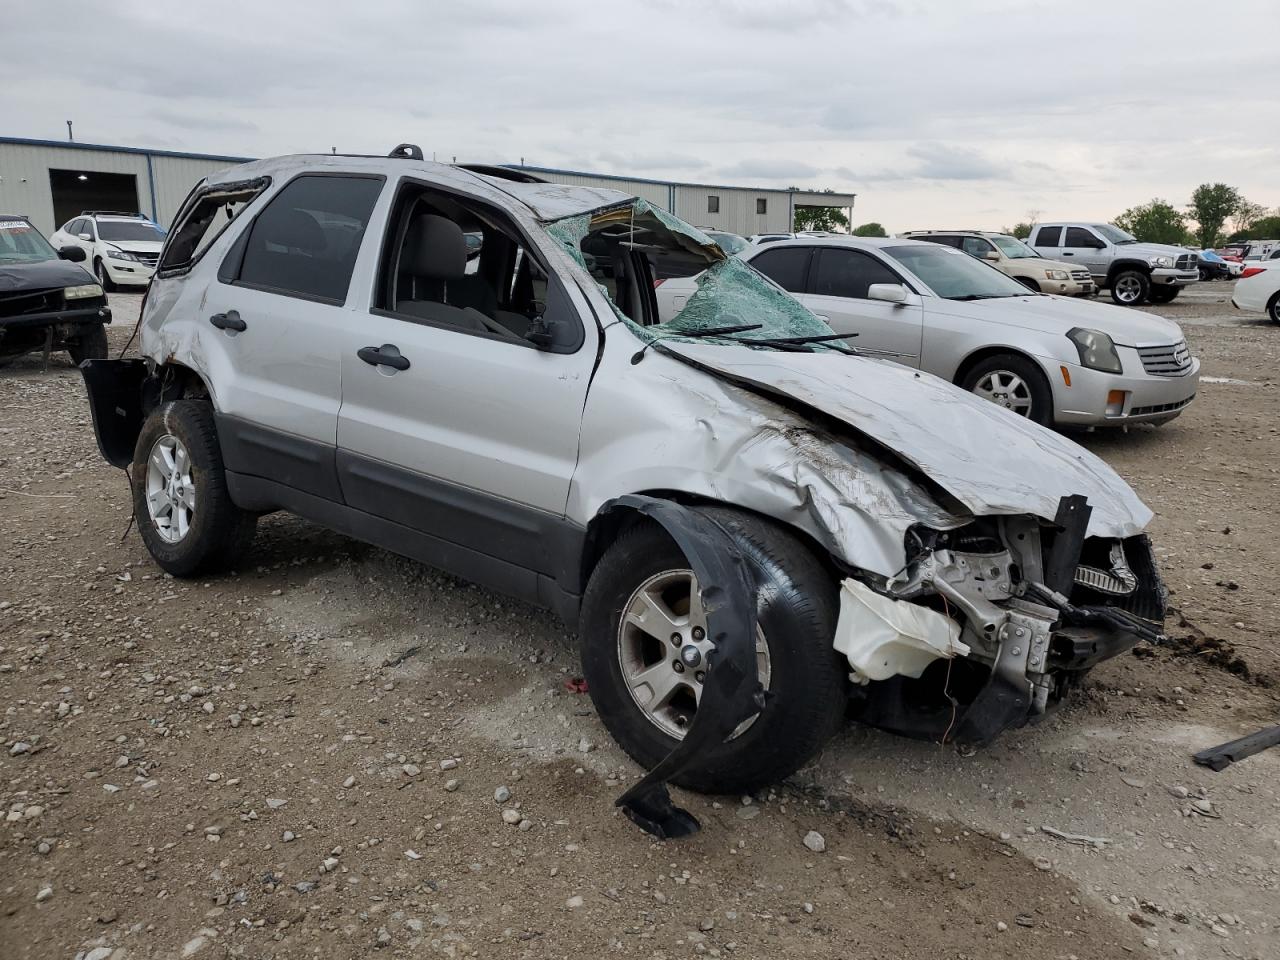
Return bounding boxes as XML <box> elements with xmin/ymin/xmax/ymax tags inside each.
<box><xmin>0</xmin><ymin>258</ymin><xmax>95</xmax><ymax>292</ymax></box>
<box><xmin>1118</xmin><ymin>241</ymin><xmax>1195</xmax><ymax>260</ymax></box>
<box><xmin>930</xmin><ymin>294</ymin><xmax>1186</xmax><ymax>347</ymax></box>
<box><xmin>665</xmin><ymin>342</ymin><xmax>1152</xmax><ymax>538</ymax></box>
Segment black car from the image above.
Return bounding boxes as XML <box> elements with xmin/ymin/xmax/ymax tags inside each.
<box><xmin>1</xmin><ymin>215</ymin><xmax>111</xmax><ymax>365</ymax></box>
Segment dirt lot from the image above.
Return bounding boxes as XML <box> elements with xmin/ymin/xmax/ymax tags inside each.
<box><xmin>2</xmin><ymin>283</ymin><xmax>1277</xmax><ymax>960</ymax></box>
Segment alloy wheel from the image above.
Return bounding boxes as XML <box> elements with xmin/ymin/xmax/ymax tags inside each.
<box><xmin>144</xmin><ymin>434</ymin><xmax>195</xmax><ymax>543</ymax></box>
<box><xmin>1114</xmin><ymin>275</ymin><xmax>1143</xmax><ymax>304</ymax></box>
<box><xmin>616</xmin><ymin>568</ymin><xmax>771</xmax><ymax>741</ymax></box>
<box><xmin>972</xmin><ymin>369</ymin><xmax>1034</xmax><ymax>417</ymax></box>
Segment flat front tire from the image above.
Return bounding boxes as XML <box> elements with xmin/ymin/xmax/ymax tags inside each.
<box><xmin>131</xmin><ymin>399</ymin><xmax>256</xmax><ymax>577</ymax></box>
<box><xmin>579</xmin><ymin>508</ymin><xmax>847</xmax><ymax>795</ymax></box>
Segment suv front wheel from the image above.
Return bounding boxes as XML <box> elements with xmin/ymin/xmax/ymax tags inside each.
<box><xmin>579</xmin><ymin>507</ymin><xmax>848</xmax><ymax>795</ymax></box>
<box><xmin>1110</xmin><ymin>269</ymin><xmax>1150</xmax><ymax>305</ymax></box>
<box><xmin>130</xmin><ymin>399</ymin><xmax>257</xmax><ymax>577</ymax></box>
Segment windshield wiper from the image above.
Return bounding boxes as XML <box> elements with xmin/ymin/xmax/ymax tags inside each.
<box><xmin>729</xmin><ymin>332</ymin><xmax>860</xmax><ymax>355</ymax></box>
<box><xmin>630</xmin><ymin>323</ymin><xmax>763</xmax><ymax>364</ymax></box>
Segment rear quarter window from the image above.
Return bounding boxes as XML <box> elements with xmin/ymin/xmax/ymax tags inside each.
<box><xmin>158</xmin><ymin>178</ymin><xmax>271</xmax><ymax>275</ymax></box>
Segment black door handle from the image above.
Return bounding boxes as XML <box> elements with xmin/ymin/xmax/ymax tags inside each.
<box><xmin>1062</xmin><ymin>251</ymin><xmax>1074</xmax><ymax>256</ymax></box>
<box><xmin>358</xmin><ymin>344</ymin><xmax>410</xmax><ymax>371</ymax></box>
<box><xmin>210</xmin><ymin>310</ymin><xmax>247</xmax><ymax>331</ymax></box>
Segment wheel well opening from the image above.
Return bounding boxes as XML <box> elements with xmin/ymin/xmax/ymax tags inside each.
<box><xmin>953</xmin><ymin>346</ymin><xmax>1037</xmax><ymax>388</ymax></box>
<box><xmin>1107</xmin><ymin>261</ymin><xmax>1152</xmax><ymax>282</ymax></box>
<box><xmin>578</xmin><ymin>493</ymin><xmax>840</xmax><ymax>595</ymax></box>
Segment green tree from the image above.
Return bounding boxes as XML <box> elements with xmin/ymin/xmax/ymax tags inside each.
<box><xmin>1114</xmin><ymin>199</ymin><xmax>1189</xmax><ymax>245</ymax></box>
<box><xmin>851</xmin><ymin>221</ymin><xmax>887</xmax><ymax>237</ymax></box>
<box><xmin>1004</xmin><ymin>222</ymin><xmax>1033</xmax><ymax>239</ymax></box>
<box><xmin>1231</xmin><ymin>199</ymin><xmax>1268</xmax><ymax>235</ymax></box>
<box><xmin>1188</xmin><ymin>183</ymin><xmax>1241</xmax><ymax>248</ymax></box>
<box><xmin>793</xmin><ymin>206</ymin><xmax>850</xmax><ymax>232</ymax></box>
<box><xmin>1245</xmin><ymin>214</ymin><xmax>1280</xmax><ymax>239</ymax></box>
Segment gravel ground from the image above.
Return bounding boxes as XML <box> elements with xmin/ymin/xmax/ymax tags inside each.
<box><xmin>2</xmin><ymin>284</ymin><xmax>1277</xmax><ymax>960</ymax></box>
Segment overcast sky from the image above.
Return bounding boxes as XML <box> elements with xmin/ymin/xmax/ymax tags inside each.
<box><xmin>5</xmin><ymin>0</ymin><xmax>1277</xmax><ymax>232</ymax></box>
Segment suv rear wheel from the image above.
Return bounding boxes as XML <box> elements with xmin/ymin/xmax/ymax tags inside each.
<box><xmin>579</xmin><ymin>508</ymin><xmax>847</xmax><ymax>795</ymax></box>
<box><xmin>131</xmin><ymin>399</ymin><xmax>257</xmax><ymax>577</ymax></box>
<box><xmin>1110</xmin><ymin>269</ymin><xmax>1150</xmax><ymax>305</ymax></box>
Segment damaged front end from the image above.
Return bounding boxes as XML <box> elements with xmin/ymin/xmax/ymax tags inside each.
<box><xmin>842</xmin><ymin>498</ymin><xmax>1166</xmax><ymax>745</ymax></box>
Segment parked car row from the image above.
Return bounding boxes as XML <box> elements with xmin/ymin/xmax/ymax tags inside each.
<box><xmin>77</xmin><ymin>149</ymin><xmax>1173</xmax><ymax>836</ymax></box>
<box><xmin>49</xmin><ymin>211</ymin><xmax>167</xmax><ymax>291</ymax></box>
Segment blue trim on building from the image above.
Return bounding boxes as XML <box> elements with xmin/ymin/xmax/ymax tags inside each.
<box><xmin>500</xmin><ymin>162</ymin><xmax>854</xmax><ymax>202</ymax></box>
<box><xmin>144</xmin><ymin>153</ymin><xmax>159</xmax><ymax>220</ymax></box>
<box><xmin>0</xmin><ymin>135</ymin><xmax>253</xmax><ymax>165</ymax></box>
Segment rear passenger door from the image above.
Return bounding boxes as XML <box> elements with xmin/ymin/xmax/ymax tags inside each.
<box><xmin>193</xmin><ymin>173</ymin><xmax>386</xmax><ymax>500</ymax></box>
<box><xmin>1029</xmin><ymin>225</ymin><xmax>1063</xmax><ymax>260</ymax></box>
<box><xmin>798</xmin><ymin>247</ymin><xmax>924</xmax><ymax>365</ymax></box>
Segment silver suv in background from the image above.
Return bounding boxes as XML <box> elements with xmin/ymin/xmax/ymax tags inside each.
<box><xmin>1027</xmin><ymin>222</ymin><xmax>1198</xmax><ymax>306</ymax></box>
<box><xmin>78</xmin><ymin>149</ymin><xmax>1167</xmax><ymax>838</ymax></box>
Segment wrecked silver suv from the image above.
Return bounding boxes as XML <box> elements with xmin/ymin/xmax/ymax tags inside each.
<box><xmin>81</xmin><ymin>146</ymin><xmax>1166</xmax><ymax>838</ymax></box>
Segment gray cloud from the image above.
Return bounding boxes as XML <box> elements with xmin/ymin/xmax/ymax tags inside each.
<box><xmin>0</xmin><ymin>0</ymin><xmax>1275</xmax><ymax>231</ymax></box>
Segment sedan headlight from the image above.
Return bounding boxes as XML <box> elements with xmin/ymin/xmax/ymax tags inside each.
<box><xmin>1045</xmin><ymin>269</ymin><xmax>1069</xmax><ymax>280</ymax></box>
<box><xmin>1148</xmin><ymin>255</ymin><xmax>1174</xmax><ymax>268</ymax></box>
<box><xmin>107</xmin><ymin>249</ymin><xmax>139</xmax><ymax>262</ymax></box>
<box><xmin>1067</xmin><ymin>327</ymin><xmax>1123</xmax><ymax>374</ymax></box>
<box><xmin>64</xmin><ymin>283</ymin><xmax>104</xmax><ymax>300</ymax></box>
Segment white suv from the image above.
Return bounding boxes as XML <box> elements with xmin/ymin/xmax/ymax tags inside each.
<box><xmin>80</xmin><ymin>148</ymin><xmax>1167</xmax><ymax>838</ymax></box>
<box><xmin>50</xmin><ymin>212</ymin><xmax>167</xmax><ymax>290</ymax></box>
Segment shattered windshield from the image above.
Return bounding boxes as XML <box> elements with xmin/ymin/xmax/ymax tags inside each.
<box><xmin>546</xmin><ymin>199</ymin><xmax>841</xmax><ymax>352</ymax></box>
<box><xmin>0</xmin><ymin>220</ymin><xmax>58</xmax><ymax>264</ymax></box>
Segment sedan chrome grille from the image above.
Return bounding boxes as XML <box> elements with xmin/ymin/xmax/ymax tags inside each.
<box><xmin>1137</xmin><ymin>340</ymin><xmax>1194</xmax><ymax>377</ymax></box>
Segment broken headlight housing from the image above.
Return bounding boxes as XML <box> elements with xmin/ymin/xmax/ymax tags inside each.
<box><xmin>1067</xmin><ymin>327</ymin><xmax>1122</xmax><ymax>374</ymax></box>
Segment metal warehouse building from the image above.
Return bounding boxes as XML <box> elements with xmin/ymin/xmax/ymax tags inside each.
<box><xmin>0</xmin><ymin>136</ymin><xmax>855</xmax><ymax>238</ymax></box>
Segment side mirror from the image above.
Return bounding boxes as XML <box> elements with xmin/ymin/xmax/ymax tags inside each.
<box><xmin>983</xmin><ymin>251</ymin><xmax>1000</xmax><ymax>262</ymax></box>
<box><xmin>59</xmin><ymin>245</ymin><xmax>87</xmax><ymax>263</ymax></box>
<box><xmin>868</xmin><ymin>283</ymin><xmax>908</xmax><ymax>304</ymax></box>
<box><xmin>78</xmin><ymin>233</ymin><xmax>93</xmax><ymax>242</ymax></box>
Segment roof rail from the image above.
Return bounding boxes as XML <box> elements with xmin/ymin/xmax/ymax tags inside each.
<box><xmin>388</xmin><ymin>144</ymin><xmax>424</xmax><ymax>160</ymax></box>
<box><xmin>80</xmin><ymin>210</ymin><xmax>148</xmax><ymax>218</ymax></box>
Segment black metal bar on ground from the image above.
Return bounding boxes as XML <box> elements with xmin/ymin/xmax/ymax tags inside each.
<box><xmin>1192</xmin><ymin>724</ymin><xmax>1280</xmax><ymax>772</ymax></box>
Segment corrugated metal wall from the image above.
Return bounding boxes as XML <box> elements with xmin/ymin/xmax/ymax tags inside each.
<box><xmin>0</xmin><ymin>141</ymin><xmax>245</xmax><ymax>235</ymax></box>
<box><xmin>674</xmin><ymin>185</ymin><xmax>792</xmax><ymax>235</ymax></box>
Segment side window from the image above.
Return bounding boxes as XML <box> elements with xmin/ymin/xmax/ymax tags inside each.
<box><xmin>1033</xmin><ymin>226</ymin><xmax>1062</xmax><ymax>247</ymax></box>
<box><xmin>82</xmin><ymin>219</ymin><xmax>96</xmax><ymax>239</ymax></box>
<box><xmin>373</xmin><ymin>182</ymin><xmax>582</xmax><ymax>352</ymax></box>
<box><xmin>748</xmin><ymin>246</ymin><xmax>810</xmax><ymax>292</ymax></box>
<box><xmin>1063</xmin><ymin>227</ymin><xmax>1100</xmax><ymax>248</ymax></box>
<box><xmin>64</xmin><ymin>218</ymin><xmax>81</xmax><ymax>235</ymax></box>
<box><xmin>162</xmin><ymin>179</ymin><xmax>269</xmax><ymax>275</ymax></box>
<box><xmin>809</xmin><ymin>248</ymin><xmax>900</xmax><ymax>299</ymax></box>
<box><xmin>961</xmin><ymin>236</ymin><xmax>994</xmax><ymax>258</ymax></box>
<box><xmin>923</xmin><ymin>234</ymin><xmax>963</xmax><ymax>249</ymax></box>
<box><xmin>233</xmin><ymin>175</ymin><xmax>383</xmax><ymax>303</ymax></box>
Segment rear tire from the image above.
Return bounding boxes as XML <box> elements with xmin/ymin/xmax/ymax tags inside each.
<box><xmin>131</xmin><ymin>399</ymin><xmax>257</xmax><ymax>577</ymax></box>
<box><xmin>67</xmin><ymin>324</ymin><xmax>108</xmax><ymax>365</ymax></box>
<box><xmin>1110</xmin><ymin>269</ymin><xmax>1150</xmax><ymax>306</ymax></box>
<box><xmin>579</xmin><ymin>508</ymin><xmax>847</xmax><ymax>795</ymax></box>
<box><xmin>959</xmin><ymin>352</ymin><xmax>1054</xmax><ymax>426</ymax></box>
